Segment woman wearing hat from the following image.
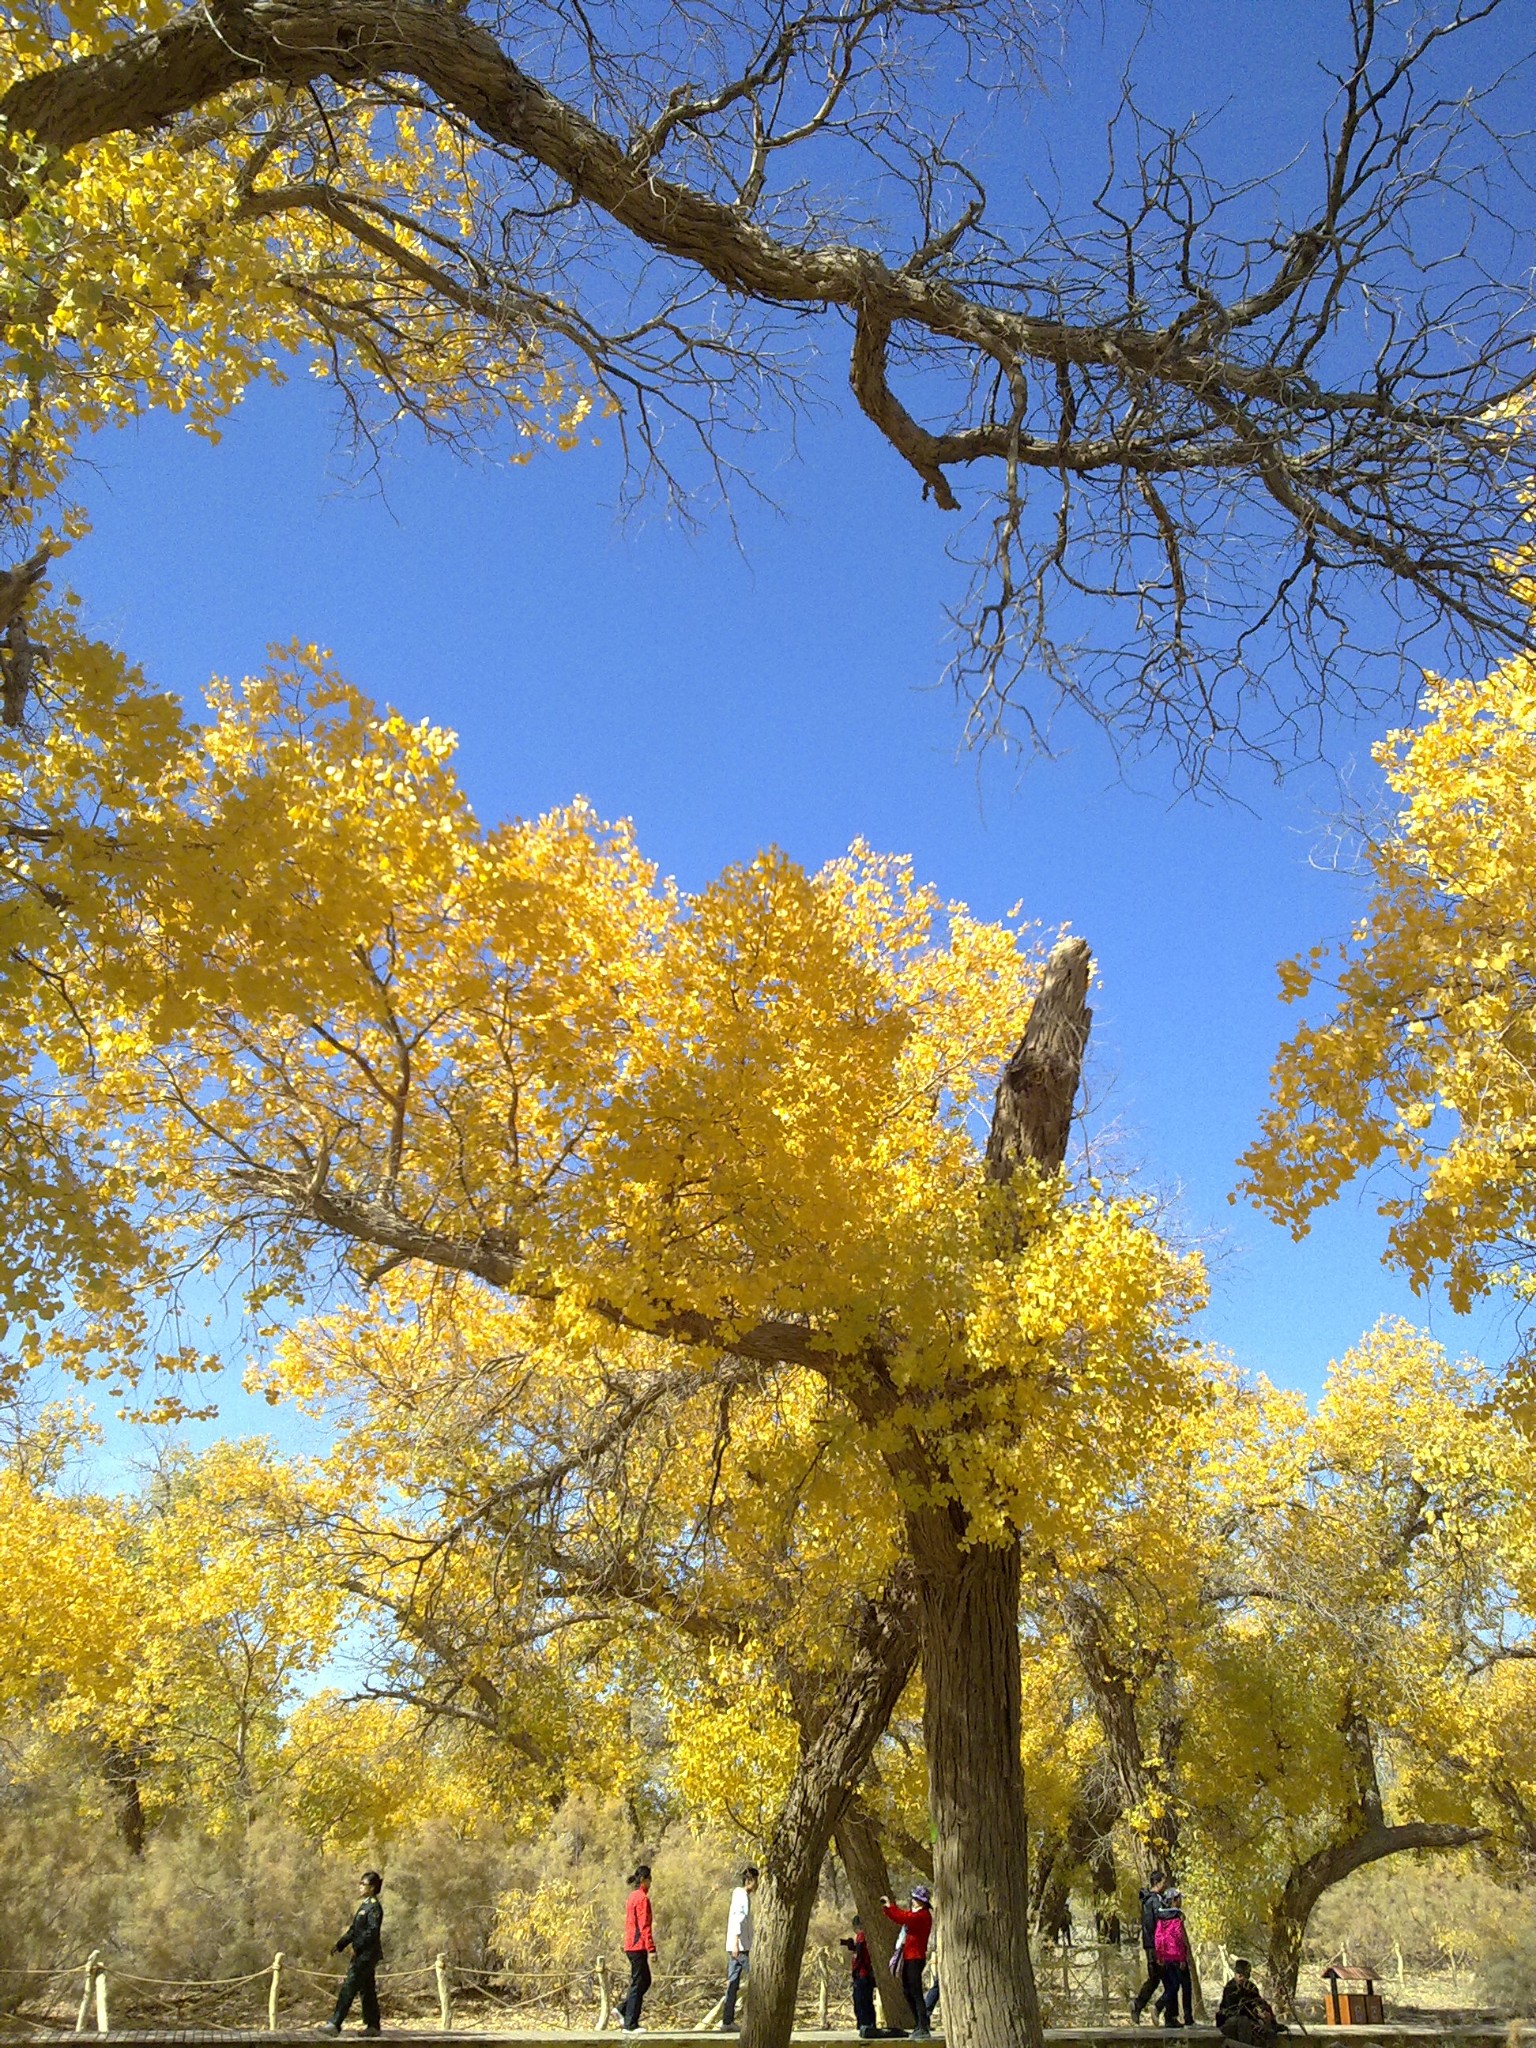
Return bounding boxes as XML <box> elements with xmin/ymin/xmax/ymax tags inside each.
<box><xmin>881</xmin><ymin>1885</ymin><xmax>933</xmax><ymax>2040</ymax></box>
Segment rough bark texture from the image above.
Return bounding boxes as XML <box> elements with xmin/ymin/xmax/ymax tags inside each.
<box><xmin>984</xmin><ymin>938</ymin><xmax>1092</xmax><ymax>1193</ymax></box>
<box><xmin>911</xmin><ymin>1520</ymin><xmax>1042</xmax><ymax>2048</ymax></box>
<box><xmin>887</xmin><ymin>933</ymin><xmax>1093</xmax><ymax>2048</ymax></box>
<box><xmin>834</xmin><ymin>1800</ymin><xmax>917</xmax><ymax>2030</ymax></box>
<box><xmin>743</xmin><ymin>1869</ymin><xmax>821</xmax><ymax>2048</ymax></box>
<box><xmin>0</xmin><ymin>547</ymin><xmax>48</xmax><ymax>636</ymax></box>
<box><xmin>740</xmin><ymin>1582</ymin><xmax>919</xmax><ymax>2048</ymax></box>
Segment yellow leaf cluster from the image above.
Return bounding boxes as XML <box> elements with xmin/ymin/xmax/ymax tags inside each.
<box><xmin>2</xmin><ymin>0</ymin><xmax>590</xmax><ymax>555</ymax></box>
<box><xmin>669</xmin><ymin>1672</ymin><xmax>804</xmax><ymax>1843</ymax></box>
<box><xmin>24</xmin><ymin>655</ymin><xmax>1205</xmax><ymax>1549</ymax></box>
<box><xmin>1242</xmin><ymin>646</ymin><xmax>1536</xmax><ymax>1318</ymax></box>
<box><xmin>0</xmin><ymin>1418</ymin><xmax>350</xmax><ymax>1825</ymax></box>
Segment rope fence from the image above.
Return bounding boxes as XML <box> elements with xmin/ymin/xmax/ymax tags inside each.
<box><xmin>0</xmin><ymin>1938</ymin><xmax>1194</xmax><ymax>2036</ymax></box>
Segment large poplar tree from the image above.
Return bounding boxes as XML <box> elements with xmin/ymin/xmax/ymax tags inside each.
<box><xmin>42</xmin><ymin>664</ymin><xmax>1202</xmax><ymax>2048</ymax></box>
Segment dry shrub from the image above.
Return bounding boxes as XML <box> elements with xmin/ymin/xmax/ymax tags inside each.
<box><xmin>0</xmin><ymin>1767</ymin><xmax>858</xmax><ymax>2031</ymax></box>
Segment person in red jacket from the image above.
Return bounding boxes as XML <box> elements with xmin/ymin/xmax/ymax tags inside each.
<box><xmin>622</xmin><ymin>1866</ymin><xmax>657</xmax><ymax>2032</ymax></box>
<box><xmin>881</xmin><ymin>1885</ymin><xmax>933</xmax><ymax>2040</ymax></box>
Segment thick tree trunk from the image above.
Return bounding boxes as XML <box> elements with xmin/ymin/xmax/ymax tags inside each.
<box><xmin>1031</xmin><ymin>1774</ymin><xmax>1123</xmax><ymax>1937</ymax></box>
<box><xmin>912</xmin><ymin>1515</ymin><xmax>1043</xmax><ymax>2048</ymax></box>
<box><xmin>741</xmin><ymin>1585</ymin><xmax>919</xmax><ymax>2048</ymax></box>
<box><xmin>835</xmin><ymin>1799</ymin><xmax>917</xmax><ymax>2030</ymax></box>
<box><xmin>102</xmin><ymin>1745</ymin><xmax>146</xmax><ymax>1857</ymax></box>
<box><xmin>886</xmin><ymin>934</ymin><xmax>1089</xmax><ymax>2048</ymax></box>
<box><xmin>743</xmin><ymin>1866</ymin><xmax>823</xmax><ymax>2048</ymax></box>
<box><xmin>1265</xmin><ymin>1821</ymin><xmax>1488</xmax><ymax>2007</ymax></box>
<box><xmin>1058</xmin><ymin>1583</ymin><xmax>1182</xmax><ymax>1877</ymax></box>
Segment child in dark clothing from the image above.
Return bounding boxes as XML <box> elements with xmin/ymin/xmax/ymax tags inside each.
<box><xmin>840</xmin><ymin>1917</ymin><xmax>878</xmax><ymax>2038</ymax></box>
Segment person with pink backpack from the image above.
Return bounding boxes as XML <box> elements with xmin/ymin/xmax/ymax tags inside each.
<box><xmin>1152</xmin><ymin>1888</ymin><xmax>1193</xmax><ymax>2029</ymax></box>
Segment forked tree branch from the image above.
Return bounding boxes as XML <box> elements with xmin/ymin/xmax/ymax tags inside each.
<box><xmin>3</xmin><ymin>0</ymin><xmax>1533</xmax><ymax>769</ymax></box>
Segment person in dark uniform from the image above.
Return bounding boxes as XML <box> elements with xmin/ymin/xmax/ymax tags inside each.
<box><xmin>322</xmin><ymin>1871</ymin><xmax>384</xmax><ymax>2036</ymax></box>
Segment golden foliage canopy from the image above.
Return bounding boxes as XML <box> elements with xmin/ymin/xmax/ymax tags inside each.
<box><xmin>34</xmin><ymin>654</ymin><xmax>1203</xmax><ymax>1544</ymax></box>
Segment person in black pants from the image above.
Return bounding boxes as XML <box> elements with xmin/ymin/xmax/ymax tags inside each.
<box><xmin>840</xmin><ymin>1917</ymin><xmax>878</xmax><ymax>2039</ymax></box>
<box><xmin>881</xmin><ymin>1885</ymin><xmax>932</xmax><ymax>2042</ymax></box>
<box><xmin>621</xmin><ymin>1865</ymin><xmax>657</xmax><ymax>2032</ymax></box>
<box><xmin>322</xmin><ymin>1871</ymin><xmax>384</xmax><ymax>2036</ymax></box>
<box><xmin>1130</xmin><ymin>1872</ymin><xmax>1169</xmax><ymax>2024</ymax></box>
<box><xmin>1154</xmin><ymin>1890</ymin><xmax>1194</xmax><ymax>2030</ymax></box>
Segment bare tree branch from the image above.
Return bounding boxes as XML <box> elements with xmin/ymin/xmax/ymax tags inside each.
<box><xmin>3</xmin><ymin>0</ymin><xmax>1533</xmax><ymax>772</ymax></box>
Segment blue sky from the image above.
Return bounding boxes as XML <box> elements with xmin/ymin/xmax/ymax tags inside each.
<box><xmin>62</xmin><ymin>0</ymin><xmax>1526</xmax><ymax>1438</ymax></box>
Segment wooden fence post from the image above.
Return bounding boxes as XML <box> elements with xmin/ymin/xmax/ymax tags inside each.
<box><xmin>94</xmin><ymin>1959</ymin><xmax>108</xmax><ymax>2035</ymax></box>
<box><xmin>75</xmin><ymin>1952</ymin><xmax>100</xmax><ymax>2035</ymax></box>
<box><xmin>817</xmin><ymin>1949</ymin><xmax>830</xmax><ymax>2029</ymax></box>
<box><xmin>269</xmin><ymin>1952</ymin><xmax>284</xmax><ymax>2030</ymax></box>
<box><xmin>595</xmin><ymin>1956</ymin><xmax>611</xmax><ymax>2031</ymax></box>
<box><xmin>435</xmin><ymin>1954</ymin><xmax>452</xmax><ymax>2031</ymax></box>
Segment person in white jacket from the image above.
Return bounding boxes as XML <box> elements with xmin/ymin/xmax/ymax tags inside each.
<box><xmin>721</xmin><ymin>1866</ymin><xmax>760</xmax><ymax>2030</ymax></box>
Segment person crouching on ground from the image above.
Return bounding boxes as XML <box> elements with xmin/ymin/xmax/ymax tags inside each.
<box><xmin>622</xmin><ymin>1865</ymin><xmax>657</xmax><ymax>2032</ymax></box>
<box><xmin>881</xmin><ymin>1884</ymin><xmax>933</xmax><ymax>2040</ymax></box>
<box><xmin>721</xmin><ymin>1864</ymin><xmax>758</xmax><ymax>2030</ymax></box>
<box><xmin>1152</xmin><ymin>1888</ymin><xmax>1193</xmax><ymax>2030</ymax></box>
<box><xmin>1131</xmin><ymin>1870</ymin><xmax>1169</xmax><ymax>2024</ymax></box>
<box><xmin>321</xmin><ymin>1870</ymin><xmax>384</xmax><ymax>2036</ymax></box>
<box><xmin>1216</xmin><ymin>1961</ymin><xmax>1288</xmax><ymax>2047</ymax></box>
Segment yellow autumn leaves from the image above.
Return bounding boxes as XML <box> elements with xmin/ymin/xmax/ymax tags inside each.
<box><xmin>2</xmin><ymin>0</ymin><xmax>591</xmax><ymax>559</ymax></box>
<box><xmin>4</xmin><ymin>644</ymin><xmax>1199</xmax><ymax>1556</ymax></box>
<box><xmin>1245</xmin><ymin>646</ymin><xmax>1536</xmax><ymax>1337</ymax></box>
<box><xmin>0</xmin><ymin>642</ymin><xmax>1210</xmax><ymax>1879</ymax></box>
<box><xmin>0</xmin><ymin>1419</ymin><xmax>347</xmax><ymax>1825</ymax></box>
<box><xmin>2</xmin><ymin>591</ymin><xmax>1535</xmax><ymax>1983</ymax></box>
<box><xmin>1018</xmin><ymin>1316</ymin><xmax>1536</xmax><ymax>1963</ymax></box>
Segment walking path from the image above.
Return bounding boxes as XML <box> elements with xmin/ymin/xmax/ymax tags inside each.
<box><xmin>1</xmin><ymin>2028</ymin><xmax>1517</xmax><ymax>2046</ymax></box>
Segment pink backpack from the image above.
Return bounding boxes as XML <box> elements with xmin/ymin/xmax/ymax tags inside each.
<box><xmin>1153</xmin><ymin>1915</ymin><xmax>1188</xmax><ymax>1967</ymax></box>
